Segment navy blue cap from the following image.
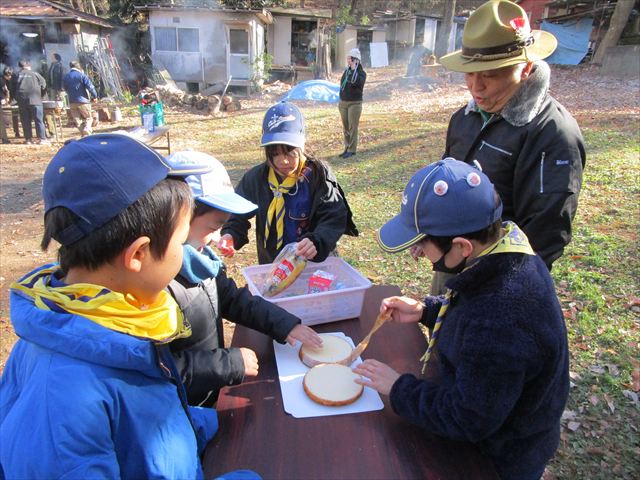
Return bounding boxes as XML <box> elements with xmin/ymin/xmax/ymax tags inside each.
<box><xmin>43</xmin><ymin>134</ymin><xmax>212</xmax><ymax>246</ymax></box>
<box><xmin>261</xmin><ymin>101</ymin><xmax>305</xmax><ymax>148</ymax></box>
<box><xmin>377</xmin><ymin>158</ymin><xmax>503</xmax><ymax>253</ymax></box>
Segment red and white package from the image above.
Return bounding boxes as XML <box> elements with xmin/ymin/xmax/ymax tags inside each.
<box><xmin>307</xmin><ymin>270</ymin><xmax>336</xmax><ymax>294</ymax></box>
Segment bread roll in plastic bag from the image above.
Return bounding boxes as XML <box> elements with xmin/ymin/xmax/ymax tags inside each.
<box><xmin>262</xmin><ymin>242</ymin><xmax>307</xmax><ymax>298</ymax></box>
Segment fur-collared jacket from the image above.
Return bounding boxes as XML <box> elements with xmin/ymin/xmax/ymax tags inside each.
<box><xmin>390</xmin><ymin>252</ymin><xmax>569</xmax><ymax>480</ymax></box>
<box><xmin>444</xmin><ymin>62</ymin><xmax>586</xmax><ymax>268</ymax></box>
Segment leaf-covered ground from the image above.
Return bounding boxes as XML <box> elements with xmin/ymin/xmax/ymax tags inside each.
<box><xmin>0</xmin><ymin>64</ymin><xmax>638</xmax><ymax>479</ymax></box>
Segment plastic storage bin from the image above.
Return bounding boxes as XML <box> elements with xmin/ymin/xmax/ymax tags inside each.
<box><xmin>242</xmin><ymin>257</ymin><xmax>372</xmax><ymax>326</ymax></box>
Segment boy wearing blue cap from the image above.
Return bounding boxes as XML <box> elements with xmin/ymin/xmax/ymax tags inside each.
<box><xmin>167</xmin><ymin>151</ymin><xmax>322</xmax><ymax>407</ymax></box>
<box><xmin>219</xmin><ymin>101</ymin><xmax>358</xmax><ymax>264</ymax></box>
<box><xmin>354</xmin><ymin>158</ymin><xmax>569</xmax><ymax>480</ymax></box>
<box><xmin>0</xmin><ymin>135</ymin><xmax>255</xmax><ymax>479</ymax></box>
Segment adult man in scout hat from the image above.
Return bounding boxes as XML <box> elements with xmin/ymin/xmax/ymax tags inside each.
<box><xmin>429</xmin><ymin>0</ymin><xmax>585</xmax><ymax>293</ymax></box>
<box><xmin>356</xmin><ymin>159</ymin><xmax>569</xmax><ymax>480</ymax></box>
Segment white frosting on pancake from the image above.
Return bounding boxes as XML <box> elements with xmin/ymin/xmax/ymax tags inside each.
<box><xmin>299</xmin><ymin>334</ymin><xmax>353</xmax><ymax>367</ymax></box>
<box><xmin>303</xmin><ymin>363</ymin><xmax>364</xmax><ymax>406</ymax></box>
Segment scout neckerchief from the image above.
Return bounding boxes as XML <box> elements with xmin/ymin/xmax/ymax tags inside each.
<box><xmin>340</xmin><ymin>66</ymin><xmax>358</xmax><ymax>91</ymax></box>
<box><xmin>265</xmin><ymin>156</ymin><xmax>306</xmax><ymax>250</ymax></box>
<box><xmin>419</xmin><ymin>221</ymin><xmax>535</xmax><ymax>373</ymax></box>
<box><xmin>11</xmin><ymin>265</ymin><xmax>191</xmax><ymax>343</ymax></box>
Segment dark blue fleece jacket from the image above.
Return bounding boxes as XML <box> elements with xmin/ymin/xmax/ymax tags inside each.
<box><xmin>390</xmin><ymin>252</ymin><xmax>569</xmax><ymax>480</ymax></box>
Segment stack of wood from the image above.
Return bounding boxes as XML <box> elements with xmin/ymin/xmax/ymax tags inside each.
<box><xmin>156</xmin><ymin>84</ymin><xmax>240</xmax><ymax>115</ymax></box>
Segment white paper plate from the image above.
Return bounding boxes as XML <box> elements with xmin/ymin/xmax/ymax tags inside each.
<box><xmin>273</xmin><ymin>332</ymin><xmax>384</xmax><ymax>418</ymax></box>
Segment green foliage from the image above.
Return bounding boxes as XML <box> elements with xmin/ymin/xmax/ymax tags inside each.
<box><xmin>219</xmin><ymin>0</ymin><xmax>288</xmax><ymax>8</ymax></box>
<box><xmin>248</xmin><ymin>52</ymin><xmax>273</xmax><ymax>91</ymax></box>
<box><xmin>336</xmin><ymin>3</ymin><xmax>357</xmax><ymax>27</ymax></box>
<box><xmin>360</xmin><ymin>14</ymin><xmax>370</xmax><ymax>26</ymax></box>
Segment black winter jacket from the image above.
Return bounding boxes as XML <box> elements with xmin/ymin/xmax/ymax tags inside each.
<box><xmin>168</xmin><ymin>266</ymin><xmax>299</xmax><ymax>407</ymax></box>
<box><xmin>390</xmin><ymin>251</ymin><xmax>569</xmax><ymax>480</ymax></box>
<box><xmin>444</xmin><ymin>62</ymin><xmax>585</xmax><ymax>268</ymax></box>
<box><xmin>221</xmin><ymin>158</ymin><xmax>358</xmax><ymax>264</ymax></box>
<box><xmin>339</xmin><ymin>65</ymin><xmax>366</xmax><ymax>102</ymax></box>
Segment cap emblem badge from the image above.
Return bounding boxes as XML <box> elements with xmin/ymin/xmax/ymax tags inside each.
<box><xmin>433</xmin><ymin>180</ymin><xmax>448</xmax><ymax>196</ymax></box>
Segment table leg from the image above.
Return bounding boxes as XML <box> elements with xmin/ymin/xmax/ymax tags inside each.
<box><xmin>166</xmin><ymin>131</ymin><xmax>171</xmax><ymax>154</ymax></box>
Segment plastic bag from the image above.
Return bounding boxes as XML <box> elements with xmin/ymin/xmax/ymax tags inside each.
<box><xmin>262</xmin><ymin>242</ymin><xmax>307</xmax><ymax>298</ymax></box>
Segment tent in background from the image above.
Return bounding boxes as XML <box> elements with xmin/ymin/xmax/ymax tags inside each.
<box><xmin>542</xmin><ymin>17</ymin><xmax>593</xmax><ymax>65</ymax></box>
<box><xmin>280</xmin><ymin>80</ymin><xmax>340</xmax><ymax>103</ymax></box>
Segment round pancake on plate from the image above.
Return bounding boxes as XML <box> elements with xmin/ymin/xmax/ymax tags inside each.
<box><xmin>303</xmin><ymin>363</ymin><xmax>364</xmax><ymax>406</ymax></box>
<box><xmin>299</xmin><ymin>333</ymin><xmax>353</xmax><ymax>367</ymax></box>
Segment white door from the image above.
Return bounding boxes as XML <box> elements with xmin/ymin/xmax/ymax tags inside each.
<box><xmin>424</xmin><ymin>18</ymin><xmax>437</xmax><ymax>51</ymax></box>
<box><xmin>227</xmin><ymin>26</ymin><xmax>250</xmax><ymax>80</ymax></box>
<box><xmin>273</xmin><ymin>16</ymin><xmax>292</xmax><ymax>65</ymax></box>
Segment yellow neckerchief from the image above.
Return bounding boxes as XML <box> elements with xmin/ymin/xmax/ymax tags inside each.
<box><xmin>420</xmin><ymin>221</ymin><xmax>535</xmax><ymax>373</ymax></box>
<box><xmin>265</xmin><ymin>156</ymin><xmax>306</xmax><ymax>250</ymax></box>
<box><xmin>11</xmin><ymin>265</ymin><xmax>191</xmax><ymax>343</ymax></box>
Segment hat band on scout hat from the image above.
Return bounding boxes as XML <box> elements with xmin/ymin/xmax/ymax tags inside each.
<box><xmin>461</xmin><ymin>34</ymin><xmax>535</xmax><ymax>61</ymax></box>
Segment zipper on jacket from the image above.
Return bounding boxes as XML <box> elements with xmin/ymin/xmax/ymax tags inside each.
<box><xmin>539</xmin><ymin>151</ymin><xmax>546</xmax><ymax>193</ymax></box>
<box><xmin>479</xmin><ymin>140</ymin><xmax>512</xmax><ymax>156</ymax></box>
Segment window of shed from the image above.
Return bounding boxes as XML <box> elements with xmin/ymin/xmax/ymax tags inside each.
<box><xmin>155</xmin><ymin>27</ymin><xmax>177</xmax><ymax>51</ymax></box>
<box><xmin>178</xmin><ymin>28</ymin><xmax>199</xmax><ymax>52</ymax></box>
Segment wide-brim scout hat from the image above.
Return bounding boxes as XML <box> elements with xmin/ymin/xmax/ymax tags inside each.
<box><xmin>439</xmin><ymin>0</ymin><xmax>557</xmax><ymax>73</ymax></box>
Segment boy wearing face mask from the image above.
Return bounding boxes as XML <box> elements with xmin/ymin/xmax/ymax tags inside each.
<box><xmin>354</xmin><ymin>158</ymin><xmax>569</xmax><ymax>480</ymax></box>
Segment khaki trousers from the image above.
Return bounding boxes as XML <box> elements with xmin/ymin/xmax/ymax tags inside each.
<box><xmin>69</xmin><ymin>103</ymin><xmax>93</xmax><ymax>136</ymax></box>
<box><xmin>338</xmin><ymin>100</ymin><xmax>362</xmax><ymax>153</ymax></box>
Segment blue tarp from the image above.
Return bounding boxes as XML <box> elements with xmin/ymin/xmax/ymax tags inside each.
<box><xmin>280</xmin><ymin>80</ymin><xmax>340</xmax><ymax>104</ymax></box>
<box><xmin>542</xmin><ymin>18</ymin><xmax>593</xmax><ymax>65</ymax></box>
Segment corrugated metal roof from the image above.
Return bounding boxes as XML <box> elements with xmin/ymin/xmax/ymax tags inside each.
<box><xmin>0</xmin><ymin>0</ymin><xmax>114</xmax><ymax>28</ymax></box>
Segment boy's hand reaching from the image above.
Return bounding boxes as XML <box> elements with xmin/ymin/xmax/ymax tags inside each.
<box><xmin>286</xmin><ymin>324</ymin><xmax>323</xmax><ymax>349</ymax></box>
<box><xmin>353</xmin><ymin>359</ymin><xmax>400</xmax><ymax>396</ymax></box>
<box><xmin>295</xmin><ymin>238</ymin><xmax>317</xmax><ymax>260</ymax></box>
<box><xmin>240</xmin><ymin>347</ymin><xmax>259</xmax><ymax>377</ymax></box>
<box><xmin>217</xmin><ymin>234</ymin><xmax>236</xmax><ymax>257</ymax></box>
<box><xmin>381</xmin><ymin>296</ymin><xmax>424</xmax><ymax>324</ymax></box>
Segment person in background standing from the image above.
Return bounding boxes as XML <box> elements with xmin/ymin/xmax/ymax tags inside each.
<box><xmin>1</xmin><ymin>67</ymin><xmax>21</xmax><ymax>141</ymax></box>
<box><xmin>0</xmin><ymin>67</ymin><xmax>11</xmax><ymax>143</ymax></box>
<box><xmin>13</xmin><ymin>59</ymin><xmax>47</xmax><ymax>145</ymax></box>
<box><xmin>63</xmin><ymin>60</ymin><xmax>97</xmax><ymax>137</ymax></box>
<box><xmin>48</xmin><ymin>53</ymin><xmax>64</xmax><ymax>100</ymax></box>
<box><xmin>338</xmin><ymin>47</ymin><xmax>366</xmax><ymax>159</ymax></box>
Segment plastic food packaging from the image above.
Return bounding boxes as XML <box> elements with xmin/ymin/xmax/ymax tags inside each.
<box><xmin>307</xmin><ymin>269</ymin><xmax>336</xmax><ymax>294</ymax></box>
<box><xmin>262</xmin><ymin>242</ymin><xmax>307</xmax><ymax>298</ymax></box>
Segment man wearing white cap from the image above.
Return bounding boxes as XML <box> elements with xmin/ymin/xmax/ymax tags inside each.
<box><xmin>338</xmin><ymin>47</ymin><xmax>367</xmax><ymax>158</ymax></box>
<box><xmin>430</xmin><ymin>0</ymin><xmax>585</xmax><ymax>293</ymax></box>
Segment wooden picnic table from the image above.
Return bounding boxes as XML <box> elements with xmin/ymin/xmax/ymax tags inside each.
<box><xmin>202</xmin><ymin>285</ymin><xmax>498</xmax><ymax>480</ymax></box>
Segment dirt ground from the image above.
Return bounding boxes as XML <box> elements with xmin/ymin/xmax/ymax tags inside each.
<box><xmin>0</xmin><ymin>64</ymin><xmax>637</xmax><ymax>372</ymax></box>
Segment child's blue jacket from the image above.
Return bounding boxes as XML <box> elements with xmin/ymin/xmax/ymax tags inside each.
<box><xmin>0</xmin><ymin>264</ymin><xmax>218</xmax><ymax>479</ymax></box>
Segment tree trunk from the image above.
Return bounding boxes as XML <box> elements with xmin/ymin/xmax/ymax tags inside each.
<box><xmin>591</xmin><ymin>0</ymin><xmax>635</xmax><ymax>65</ymax></box>
<box><xmin>435</xmin><ymin>0</ymin><xmax>456</xmax><ymax>58</ymax></box>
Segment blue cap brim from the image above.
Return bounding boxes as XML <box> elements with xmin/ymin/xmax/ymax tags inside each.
<box><xmin>196</xmin><ymin>193</ymin><xmax>258</xmax><ymax>215</ymax></box>
<box><xmin>261</xmin><ymin>132</ymin><xmax>305</xmax><ymax>148</ymax></box>
<box><xmin>377</xmin><ymin>214</ymin><xmax>426</xmax><ymax>254</ymax></box>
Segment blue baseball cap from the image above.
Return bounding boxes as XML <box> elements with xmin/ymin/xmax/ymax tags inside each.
<box><xmin>169</xmin><ymin>151</ymin><xmax>258</xmax><ymax>215</ymax></box>
<box><xmin>260</xmin><ymin>101</ymin><xmax>305</xmax><ymax>148</ymax></box>
<box><xmin>43</xmin><ymin>134</ymin><xmax>212</xmax><ymax>246</ymax></box>
<box><xmin>377</xmin><ymin>158</ymin><xmax>503</xmax><ymax>253</ymax></box>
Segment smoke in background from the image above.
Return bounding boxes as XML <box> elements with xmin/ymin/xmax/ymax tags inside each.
<box><xmin>0</xmin><ymin>19</ymin><xmax>47</xmax><ymax>70</ymax></box>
